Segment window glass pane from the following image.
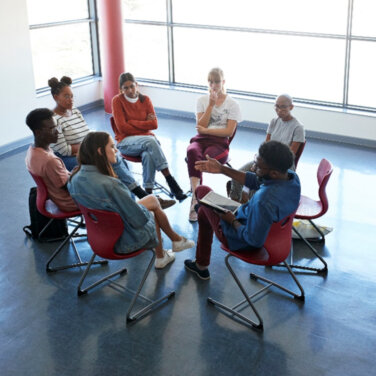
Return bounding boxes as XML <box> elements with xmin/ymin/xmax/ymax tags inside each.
<box><xmin>352</xmin><ymin>0</ymin><xmax>376</xmax><ymax>37</ymax></box>
<box><xmin>172</xmin><ymin>0</ymin><xmax>347</xmax><ymax>34</ymax></box>
<box><xmin>348</xmin><ymin>41</ymin><xmax>376</xmax><ymax>108</ymax></box>
<box><xmin>174</xmin><ymin>28</ymin><xmax>345</xmax><ymax>103</ymax></box>
<box><xmin>123</xmin><ymin>24</ymin><xmax>168</xmax><ymax>81</ymax></box>
<box><xmin>123</xmin><ymin>0</ymin><xmax>166</xmax><ymax>22</ymax></box>
<box><xmin>27</xmin><ymin>0</ymin><xmax>88</xmax><ymax>24</ymax></box>
<box><xmin>29</xmin><ymin>23</ymin><xmax>93</xmax><ymax>89</ymax></box>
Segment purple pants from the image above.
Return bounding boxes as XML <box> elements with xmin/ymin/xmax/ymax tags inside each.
<box><xmin>195</xmin><ymin>185</ymin><xmax>229</xmax><ymax>267</ymax></box>
<box><xmin>186</xmin><ymin>134</ymin><xmax>229</xmax><ymax>179</ymax></box>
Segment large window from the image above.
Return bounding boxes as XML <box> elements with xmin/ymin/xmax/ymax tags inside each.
<box><xmin>123</xmin><ymin>0</ymin><xmax>376</xmax><ymax>111</ymax></box>
<box><xmin>27</xmin><ymin>0</ymin><xmax>99</xmax><ymax>90</ymax></box>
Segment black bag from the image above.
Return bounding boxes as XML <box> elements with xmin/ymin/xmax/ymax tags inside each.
<box><xmin>23</xmin><ymin>187</ymin><xmax>68</xmax><ymax>241</ymax></box>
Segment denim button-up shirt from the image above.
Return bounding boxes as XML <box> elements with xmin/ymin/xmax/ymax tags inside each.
<box><xmin>222</xmin><ymin>170</ymin><xmax>301</xmax><ymax>250</ymax></box>
<box><xmin>68</xmin><ymin>165</ymin><xmax>157</xmax><ymax>254</ymax></box>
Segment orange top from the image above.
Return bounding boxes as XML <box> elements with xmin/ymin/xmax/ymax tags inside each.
<box><xmin>111</xmin><ymin>94</ymin><xmax>158</xmax><ymax>142</ymax></box>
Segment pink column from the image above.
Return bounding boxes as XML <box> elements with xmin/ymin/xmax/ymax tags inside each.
<box><xmin>97</xmin><ymin>0</ymin><xmax>125</xmax><ymax>113</ymax></box>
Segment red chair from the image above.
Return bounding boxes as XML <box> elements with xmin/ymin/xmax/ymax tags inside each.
<box><xmin>294</xmin><ymin>140</ymin><xmax>306</xmax><ymax>169</ymax></box>
<box><xmin>77</xmin><ymin>204</ymin><xmax>175</xmax><ymax>323</ymax></box>
<box><xmin>29</xmin><ymin>172</ymin><xmax>107</xmax><ymax>272</ymax></box>
<box><xmin>110</xmin><ymin>116</ymin><xmax>173</xmax><ymax>198</ymax></box>
<box><xmin>288</xmin><ymin>158</ymin><xmax>333</xmax><ymax>273</ymax></box>
<box><xmin>208</xmin><ymin>213</ymin><xmax>304</xmax><ymax>330</ymax></box>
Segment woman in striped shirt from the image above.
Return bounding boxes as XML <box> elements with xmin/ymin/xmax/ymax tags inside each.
<box><xmin>48</xmin><ymin>76</ymin><xmax>89</xmax><ymax>171</ymax></box>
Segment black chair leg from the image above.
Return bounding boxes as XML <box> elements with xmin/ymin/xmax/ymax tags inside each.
<box><xmin>274</xmin><ymin>227</ymin><xmax>328</xmax><ymax>273</ymax></box>
<box><xmin>126</xmin><ymin>249</ymin><xmax>175</xmax><ymax>323</ymax></box>
<box><xmin>77</xmin><ymin>249</ymin><xmax>175</xmax><ymax>324</ymax></box>
<box><xmin>46</xmin><ymin>216</ymin><xmax>107</xmax><ymax>272</ymax></box>
<box><xmin>208</xmin><ymin>254</ymin><xmax>264</xmax><ymax>330</ymax></box>
<box><xmin>77</xmin><ymin>253</ymin><xmax>127</xmax><ymax>296</ymax></box>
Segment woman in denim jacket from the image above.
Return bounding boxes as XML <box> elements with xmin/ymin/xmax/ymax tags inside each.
<box><xmin>68</xmin><ymin>132</ymin><xmax>194</xmax><ymax>269</ymax></box>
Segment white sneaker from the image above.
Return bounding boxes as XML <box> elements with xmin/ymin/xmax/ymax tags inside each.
<box><xmin>173</xmin><ymin>237</ymin><xmax>195</xmax><ymax>252</ymax></box>
<box><xmin>155</xmin><ymin>250</ymin><xmax>175</xmax><ymax>269</ymax></box>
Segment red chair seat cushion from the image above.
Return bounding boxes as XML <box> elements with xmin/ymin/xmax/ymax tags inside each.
<box><xmin>295</xmin><ymin>195</ymin><xmax>323</xmax><ymax>219</ymax></box>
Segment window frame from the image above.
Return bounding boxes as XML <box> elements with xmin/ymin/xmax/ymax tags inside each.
<box><xmin>123</xmin><ymin>0</ymin><xmax>376</xmax><ymax>113</ymax></box>
<box><xmin>29</xmin><ymin>0</ymin><xmax>101</xmax><ymax>93</ymax></box>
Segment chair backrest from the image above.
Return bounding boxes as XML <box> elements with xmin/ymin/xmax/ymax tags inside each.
<box><xmin>110</xmin><ymin>116</ymin><xmax>118</xmax><ymax>136</ymax></box>
<box><xmin>229</xmin><ymin>125</ymin><xmax>237</xmax><ymax>146</ymax></box>
<box><xmin>263</xmin><ymin>214</ymin><xmax>295</xmax><ymax>265</ymax></box>
<box><xmin>316</xmin><ymin>158</ymin><xmax>333</xmax><ymax>216</ymax></box>
<box><xmin>29</xmin><ymin>171</ymin><xmax>50</xmax><ymax>217</ymax></box>
<box><xmin>223</xmin><ymin>213</ymin><xmax>295</xmax><ymax>266</ymax></box>
<box><xmin>294</xmin><ymin>140</ymin><xmax>306</xmax><ymax>169</ymax></box>
<box><xmin>78</xmin><ymin>204</ymin><xmax>125</xmax><ymax>259</ymax></box>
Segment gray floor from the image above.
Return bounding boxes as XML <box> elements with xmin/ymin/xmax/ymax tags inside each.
<box><xmin>1</xmin><ymin>107</ymin><xmax>376</xmax><ymax>376</ymax></box>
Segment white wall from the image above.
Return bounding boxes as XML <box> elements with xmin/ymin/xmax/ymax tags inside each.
<box><xmin>140</xmin><ymin>85</ymin><xmax>376</xmax><ymax>145</ymax></box>
<box><xmin>0</xmin><ymin>0</ymin><xmax>102</xmax><ymax>150</ymax></box>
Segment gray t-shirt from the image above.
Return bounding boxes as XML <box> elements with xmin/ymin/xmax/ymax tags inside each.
<box><xmin>196</xmin><ymin>95</ymin><xmax>242</xmax><ymax>129</ymax></box>
<box><xmin>267</xmin><ymin>117</ymin><xmax>305</xmax><ymax>145</ymax></box>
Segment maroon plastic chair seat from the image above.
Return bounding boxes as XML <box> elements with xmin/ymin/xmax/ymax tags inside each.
<box><xmin>77</xmin><ymin>204</ymin><xmax>175</xmax><ymax>323</ymax></box>
<box><xmin>29</xmin><ymin>172</ymin><xmax>103</xmax><ymax>273</ymax></box>
<box><xmin>208</xmin><ymin>213</ymin><xmax>304</xmax><ymax>330</ymax></box>
<box><xmin>286</xmin><ymin>158</ymin><xmax>333</xmax><ymax>274</ymax></box>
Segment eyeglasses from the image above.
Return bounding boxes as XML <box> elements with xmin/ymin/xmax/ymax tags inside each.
<box><xmin>208</xmin><ymin>80</ymin><xmax>221</xmax><ymax>84</ymax></box>
<box><xmin>274</xmin><ymin>104</ymin><xmax>290</xmax><ymax>110</ymax></box>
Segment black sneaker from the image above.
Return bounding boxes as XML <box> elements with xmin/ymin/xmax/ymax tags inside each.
<box><xmin>184</xmin><ymin>259</ymin><xmax>210</xmax><ymax>280</ymax></box>
<box><xmin>166</xmin><ymin>175</ymin><xmax>188</xmax><ymax>202</ymax></box>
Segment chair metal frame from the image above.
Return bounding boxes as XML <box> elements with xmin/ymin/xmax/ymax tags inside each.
<box><xmin>110</xmin><ymin>116</ymin><xmax>174</xmax><ymax>198</ymax></box>
<box><xmin>77</xmin><ymin>204</ymin><xmax>175</xmax><ymax>323</ymax></box>
<box><xmin>29</xmin><ymin>172</ymin><xmax>107</xmax><ymax>272</ymax></box>
<box><xmin>294</xmin><ymin>140</ymin><xmax>306</xmax><ymax>169</ymax></box>
<box><xmin>276</xmin><ymin>158</ymin><xmax>332</xmax><ymax>274</ymax></box>
<box><xmin>207</xmin><ymin>214</ymin><xmax>305</xmax><ymax>330</ymax></box>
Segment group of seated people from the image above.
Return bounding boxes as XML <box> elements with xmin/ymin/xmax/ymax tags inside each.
<box><xmin>25</xmin><ymin>67</ymin><xmax>305</xmax><ymax>278</ymax></box>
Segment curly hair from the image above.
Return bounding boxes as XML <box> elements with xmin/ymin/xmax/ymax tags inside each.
<box><xmin>48</xmin><ymin>76</ymin><xmax>72</xmax><ymax>96</ymax></box>
<box><xmin>259</xmin><ymin>141</ymin><xmax>293</xmax><ymax>173</ymax></box>
<box><xmin>26</xmin><ymin>108</ymin><xmax>54</xmax><ymax>133</ymax></box>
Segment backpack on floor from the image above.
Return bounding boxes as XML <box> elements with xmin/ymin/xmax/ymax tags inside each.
<box><xmin>23</xmin><ymin>187</ymin><xmax>68</xmax><ymax>241</ymax></box>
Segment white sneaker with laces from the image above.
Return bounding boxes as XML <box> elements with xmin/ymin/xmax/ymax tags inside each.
<box><xmin>173</xmin><ymin>237</ymin><xmax>195</xmax><ymax>252</ymax></box>
<box><xmin>155</xmin><ymin>250</ymin><xmax>175</xmax><ymax>269</ymax></box>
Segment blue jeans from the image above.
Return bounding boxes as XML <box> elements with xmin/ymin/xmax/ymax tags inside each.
<box><xmin>55</xmin><ymin>153</ymin><xmax>77</xmax><ymax>172</ymax></box>
<box><xmin>117</xmin><ymin>136</ymin><xmax>169</xmax><ymax>189</ymax></box>
<box><xmin>112</xmin><ymin>154</ymin><xmax>138</xmax><ymax>191</ymax></box>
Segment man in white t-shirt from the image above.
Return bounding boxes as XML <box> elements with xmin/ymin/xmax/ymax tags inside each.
<box><xmin>229</xmin><ymin>94</ymin><xmax>305</xmax><ymax>202</ymax></box>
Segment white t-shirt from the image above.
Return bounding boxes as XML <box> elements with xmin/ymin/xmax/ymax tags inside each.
<box><xmin>196</xmin><ymin>95</ymin><xmax>242</xmax><ymax>129</ymax></box>
<box><xmin>267</xmin><ymin>117</ymin><xmax>305</xmax><ymax>145</ymax></box>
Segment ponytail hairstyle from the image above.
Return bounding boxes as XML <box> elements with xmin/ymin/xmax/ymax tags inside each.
<box><xmin>70</xmin><ymin>131</ymin><xmax>117</xmax><ymax>181</ymax></box>
<box><xmin>118</xmin><ymin>72</ymin><xmax>146</xmax><ymax>103</ymax></box>
<box><xmin>48</xmin><ymin>76</ymin><xmax>73</xmax><ymax>97</ymax></box>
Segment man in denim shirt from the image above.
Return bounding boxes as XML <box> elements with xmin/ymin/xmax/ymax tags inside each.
<box><xmin>184</xmin><ymin>141</ymin><xmax>301</xmax><ymax>280</ymax></box>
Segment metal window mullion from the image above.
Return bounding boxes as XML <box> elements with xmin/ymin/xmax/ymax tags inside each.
<box><xmin>88</xmin><ymin>0</ymin><xmax>100</xmax><ymax>76</ymax></box>
<box><xmin>343</xmin><ymin>0</ymin><xmax>354</xmax><ymax>107</ymax></box>
<box><xmin>29</xmin><ymin>18</ymin><xmax>91</xmax><ymax>29</ymax></box>
<box><xmin>166</xmin><ymin>0</ymin><xmax>175</xmax><ymax>83</ymax></box>
<box><xmin>124</xmin><ymin>19</ymin><xmax>347</xmax><ymax>40</ymax></box>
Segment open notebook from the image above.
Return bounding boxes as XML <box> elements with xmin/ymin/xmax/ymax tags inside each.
<box><xmin>199</xmin><ymin>191</ymin><xmax>242</xmax><ymax>214</ymax></box>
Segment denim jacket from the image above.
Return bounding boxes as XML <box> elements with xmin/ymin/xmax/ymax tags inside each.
<box><xmin>68</xmin><ymin>165</ymin><xmax>158</xmax><ymax>254</ymax></box>
<box><xmin>222</xmin><ymin>170</ymin><xmax>301</xmax><ymax>250</ymax></box>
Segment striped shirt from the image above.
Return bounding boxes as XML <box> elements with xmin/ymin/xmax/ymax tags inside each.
<box><xmin>51</xmin><ymin>108</ymin><xmax>90</xmax><ymax>156</ymax></box>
